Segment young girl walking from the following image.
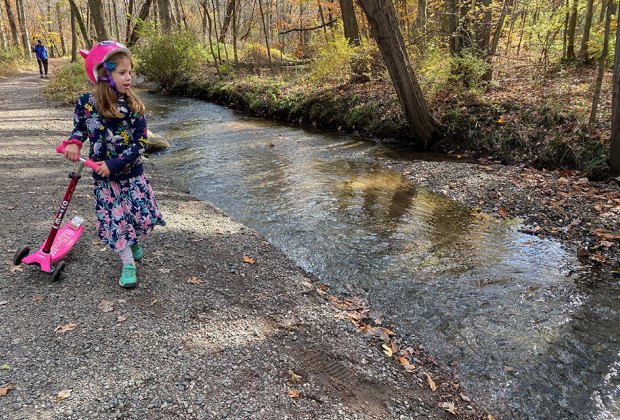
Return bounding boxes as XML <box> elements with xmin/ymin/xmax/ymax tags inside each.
<box><xmin>59</xmin><ymin>40</ymin><xmax>165</xmax><ymax>289</ymax></box>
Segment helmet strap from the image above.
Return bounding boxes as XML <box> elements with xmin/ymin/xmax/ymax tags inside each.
<box><xmin>99</xmin><ymin>62</ymin><xmax>120</xmax><ymax>94</ymax></box>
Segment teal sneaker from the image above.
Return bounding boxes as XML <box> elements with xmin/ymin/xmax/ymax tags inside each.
<box><xmin>119</xmin><ymin>264</ymin><xmax>138</xmax><ymax>289</ymax></box>
<box><xmin>131</xmin><ymin>243</ymin><xmax>143</xmax><ymax>261</ymax></box>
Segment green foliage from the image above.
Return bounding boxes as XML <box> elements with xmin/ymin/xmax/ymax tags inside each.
<box><xmin>135</xmin><ymin>23</ymin><xmax>208</xmax><ymax>92</ymax></box>
<box><xmin>449</xmin><ymin>50</ymin><xmax>489</xmax><ymax>92</ymax></box>
<box><xmin>414</xmin><ymin>44</ymin><xmax>453</xmax><ymax>100</ymax></box>
<box><xmin>308</xmin><ymin>31</ymin><xmax>355</xmax><ymax>83</ymax></box>
<box><xmin>42</xmin><ymin>60</ymin><xmax>90</xmax><ymax>104</ymax></box>
<box><xmin>350</xmin><ymin>39</ymin><xmax>385</xmax><ymax>81</ymax></box>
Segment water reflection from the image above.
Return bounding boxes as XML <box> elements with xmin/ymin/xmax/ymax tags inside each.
<box><xmin>143</xmin><ymin>92</ymin><xmax>620</xmax><ymax>418</ymax></box>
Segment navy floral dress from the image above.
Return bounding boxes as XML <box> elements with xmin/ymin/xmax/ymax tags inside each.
<box><xmin>68</xmin><ymin>93</ymin><xmax>165</xmax><ymax>251</ymax></box>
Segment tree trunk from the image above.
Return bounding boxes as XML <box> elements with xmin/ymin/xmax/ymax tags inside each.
<box><xmin>578</xmin><ymin>0</ymin><xmax>595</xmax><ymax>61</ymax></box>
<box><xmin>232</xmin><ymin>0</ymin><xmax>238</xmax><ymax>64</ymax></box>
<box><xmin>566</xmin><ymin>0</ymin><xmax>578</xmax><ymax>60</ymax></box>
<box><xmin>157</xmin><ymin>0</ymin><xmax>172</xmax><ymax>33</ymax></box>
<box><xmin>258</xmin><ymin>0</ymin><xmax>272</xmax><ymax>67</ymax></box>
<box><xmin>56</xmin><ymin>2</ymin><xmax>67</xmax><ymax>56</ymax></box>
<box><xmin>218</xmin><ymin>0</ymin><xmax>235</xmax><ymax>43</ymax></box>
<box><xmin>610</xmin><ymin>2</ymin><xmax>620</xmax><ymax>171</ymax></box>
<box><xmin>112</xmin><ymin>0</ymin><xmax>120</xmax><ymax>40</ymax></box>
<box><xmin>87</xmin><ymin>0</ymin><xmax>109</xmax><ymax>41</ymax></box>
<box><xmin>415</xmin><ymin>0</ymin><xmax>427</xmax><ymax>43</ymax></box>
<box><xmin>340</xmin><ymin>0</ymin><xmax>360</xmax><ymax>45</ymax></box>
<box><xmin>490</xmin><ymin>0</ymin><xmax>515</xmax><ymax>57</ymax></box>
<box><xmin>446</xmin><ymin>0</ymin><xmax>458</xmax><ymax>55</ymax></box>
<box><xmin>599</xmin><ymin>0</ymin><xmax>608</xmax><ymax>22</ymax></box>
<box><xmin>71</xmin><ymin>3</ymin><xmax>77</xmax><ymax>61</ymax></box>
<box><xmin>125</xmin><ymin>0</ymin><xmax>134</xmax><ymax>42</ymax></box>
<box><xmin>591</xmin><ymin>0</ymin><xmax>612</xmax><ymax>126</ymax></box>
<box><xmin>127</xmin><ymin>0</ymin><xmax>153</xmax><ymax>47</ymax></box>
<box><xmin>356</xmin><ymin>0</ymin><xmax>440</xmax><ymax>146</ymax></box>
<box><xmin>4</xmin><ymin>0</ymin><xmax>20</xmax><ymax>48</ymax></box>
<box><xmin>15</xmin><ymin>0</ymin><xmax>31</xmax><ymax>57</ymax></box>
<box><xmin>0</xmin><ymin>2</ymin><xmax>7</xmax><ymax>49</ymax></box>
<box><xmin>69</xmin><ymin>0</ymin><xmax>92</xmax><ymax>48</ymax></box>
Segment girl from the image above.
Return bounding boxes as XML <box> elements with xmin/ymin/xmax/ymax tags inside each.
<box><xmin>59</xmin><ymin>40</ymin><xmax>165</xmax><ymax>289</ymax></box>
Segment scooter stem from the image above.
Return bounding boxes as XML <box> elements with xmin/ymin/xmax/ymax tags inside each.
<box><xmin>41</xmin><ymin>162</ymin><xmax>85</xmax><ymax>254</ymax></box>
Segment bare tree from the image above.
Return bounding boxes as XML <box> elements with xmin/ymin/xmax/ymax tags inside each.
<box><xmin>0</xmin><ymin>3</ymin><xmax>7</xmax><ymax>49</ymax></box>
<box><xmin>56</xmin><ymin>1</ymin><xmax>67</xmax><ymax>56</ymax></box>
<box><xmin>15</xmin><ymin>0</ymin><xmax>31</xmax><ymax>57</ymax></box>
<box><xmin>611</xmin><ymin>0</ymin><xmax>620</xmax><ymax>172</ymax></box>
<box><xmin>356</xmin><ymin>0</ymin><xmax>440</xmax><ymax>146</ymax></box>
<box><xmin>157</xmin><ymin>0</ymin><xmax>172</xmax><ymax>33</ymax></box>
<box><xmin>566</xmin><ymin>0</ymin><xmax>578</xmax><ymax>60</ymax></box>
<box><xmin>87</xmin><ymin>0</ymin><xmax>109</xmax><ymax>41</ymax></box>
<box><xmin>340</xmin><ymin>0</ymin><xmax>360</xmax><ymax>45</ymax></box>
<box><xmin>127</xmin><ymin>0</ymin><xmax>154</xmax><ymax>47</ymax></box>
<box><xmin>578</xmin><ymin>0</ymin><xmax>595</xmax><ymax>61</ymax></box>
<box><xmin>69</xmin><ymin>0</ymin><xmax>92</xmax><ymax>48</ymax></box>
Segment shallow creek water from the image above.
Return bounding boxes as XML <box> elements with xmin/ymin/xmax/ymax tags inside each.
<box><xmin>144</xmin><ymin>93</ymin><xmax>619</xmax><ymax>418</ymax></box>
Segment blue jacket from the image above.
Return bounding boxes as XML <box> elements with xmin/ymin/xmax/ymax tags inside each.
<box><xmin>68</xmin><ymin>93</ymin><xmax>148</xmax><ymax>181</ymax></box>
<box><xmin>33</xmin><ymin>44</ymin><xmax>48</xmax><ymax>60</ymax></box>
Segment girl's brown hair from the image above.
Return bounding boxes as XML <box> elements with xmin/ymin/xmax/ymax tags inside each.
<box><xmin>93</xmin><ymin>52</ymin><xmax>145</xmax><ymax>118</ymax></box>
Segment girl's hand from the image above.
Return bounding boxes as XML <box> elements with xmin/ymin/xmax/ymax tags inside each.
<box><xmin>95</xmin><ymin>162</ymin><xmax>111</xmax><ymax>177</ymax></box>
<box><xmin>64</xmin><ymin>144</ymin><xmax>81</xmax><ymax>161</ymax></box>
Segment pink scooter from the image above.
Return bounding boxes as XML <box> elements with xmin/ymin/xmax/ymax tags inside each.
<box><xmin>13</xmin><ymin>144</ymin><xmax>100</xmax><ymax>281</ymax></box>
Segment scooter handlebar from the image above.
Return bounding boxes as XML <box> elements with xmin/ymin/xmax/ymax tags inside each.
<box><xmin>56</xmin><ymin>143</ymin><xmax>100</xmax><ymax>171</ymax></box>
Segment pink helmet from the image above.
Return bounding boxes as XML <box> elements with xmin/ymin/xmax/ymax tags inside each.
<box><xmin>79</xmin><ymin>40</ymin><xmax>131</xmax><ymax>85</ymax></box>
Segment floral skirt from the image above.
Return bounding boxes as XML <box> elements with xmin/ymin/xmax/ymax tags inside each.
<box><xmin>93</xmin><ymin>174</ymin><xmax>166</xmax><ymax>251</ymax></box>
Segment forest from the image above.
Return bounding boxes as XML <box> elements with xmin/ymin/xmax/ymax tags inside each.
<box><xmin>2</xmin><ymin>0</ymin><xmax>620</xmax><ymax>178</ymax></box>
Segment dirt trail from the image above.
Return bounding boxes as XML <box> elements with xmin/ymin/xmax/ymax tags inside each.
<box><xmin>0</xmin><ymin>75</ymin><xmax>483</xmax><ymax>418</ymax></box>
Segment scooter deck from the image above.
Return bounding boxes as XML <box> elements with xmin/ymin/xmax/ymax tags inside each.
<box><xmin>22</xmin><ymin>223</ymin><xmax>84</xmax><ymax>273</ymax></box>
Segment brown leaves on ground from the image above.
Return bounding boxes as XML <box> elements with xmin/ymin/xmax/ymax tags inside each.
<box><xmin>9</xmin><ymin>264</ymin><xmax>23</xmax><ymax>273</ymax></box>
<box><xmin>439</xmin><ymin>401</ymin><xmax>457</xmax><ymax>415</ymax></box>
<box><xmin>56</xmin><ymin>389</ymin><xmax>72</xmax><ymax>401</ymax></box>
<box><xmin>288</xmin><ymin>389</ymin><xmax>300</xmax><ymax>398</ymax></box>
<box><xmin>426</xmin><ymin>373</ymin><xmax>437</xmax><ymax>391</ymax></box>
<box><xmin>97</xmin><ymin>300</ymin><xmax>114</xmax><ymax>312</ymax></box>
<box><xmin>242</xmin><ymin>255</ymin><xmax>256</xmax><ymax>264</ymax></box>
<box><xmin>54</xmin><ymin>323</ymin><xmax>76</xmax><ymax>334</ymax></box>
<box><xmin>186</xmin><ymin>276</ymin><xmax>202</xmax><ymax>285</ymax></box>
<box><xmin>0</xmin><ymin>383</ymin><xmax>15</xmax><ymax>396</ymax></box>
<box><xmin>288</xmin><ymin>370</ymin><xmax>302</xmax><ymax>383</ymax></box>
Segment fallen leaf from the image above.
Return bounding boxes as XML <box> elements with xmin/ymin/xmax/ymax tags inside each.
<box><xmin>488</xmin><ymin>415</ymin><xmax>496</xmax><ymax>420</ymax></box>
<box><xmin>32</xmin><ymin>294</ymin><xmax>45</xmax><ymax>302</ymax></box>
<box><xmin>425</xmin><ymin>373</ymin><xmax>437</xmax><ymax>391</ymax></box>
<box><xmin>242</xmin><ymin>255</ymin><xmax>255</xmax><ymax>264</ymax></box>
<box><xmin>398</xmin><ymin>356</ymin><xmax>415</xmax><ymax>372</ymax></box>
<box><xmin>288</xmin><ymin>389</ymin><xmax>300</xmax><ymax>398</ymax></box>
<box><xmin>9</xmin><ymin>265</ymin><xmax>23</xmax><ymax>273</ymax></box>
<box><xmin>97</xmin><ymin>300</ymin><xmax>114</xmax><ymax>313</ymax></box>
<box><xmin>0</xmin><ymin>364</ymin><xmax>10</xmax><ymax>370</ymax></box>
<box><xmin>460</xmin><ymin>393</ymin><xmax>471</xmax><ymax>402</ymax></box>
<box><xmin>91</xmin><ymin>239</ymin><xmax>101</xmax><ymax>245</ymax></box>
<box><xmin>158</xmin><ymin>268</ymin><xmax>172</xmax><ymax>273</ymax></box>
<box><xmin>600</xmin><ymin>240</ymin><xmax>614</xmax><ymax>248</ymax></box>
<box><xmin>151</xmin><ymin>298</ymin><xmax>158</xmax><ymax>305</ymax></box>
<box><xmin>186</xmin><ymin>276</ymin><xmax>202</xmax><ymax>285</ymax></box>
<box><xmin>439</xmin><ymin>401</ymin><xmax>457</xmax><ymax>415</ymax></box>
<box><xmin>288</xmin><ymin>370</ymin><xmax>302</xmax><ymax>383</ymax></box>
<box><xmin>0</xmin><ymin>383</ymin><xmax>15</xmax><ymax>396</ymax></box>
<box><xmin>56</xmin><ymin>389</ymin><xmax>72</xmax><ymax>401</ymax></box>
<box><xmin>382</xmin><ymin>343</ymin><xmax>393</xmax><ymax>358</ymax></box>
<box><xmin>498</xmin><ymin>207</ymin><xmax>509</xmax><ymax>218</ymax></box>
<box><xmin>54</xmin><ymin>323</ymin><xmax>77</xmax><ymax>334</ymax></box>
<box><xmin>116</xmin><ymin>314</ymin><xmax>128</xmax><ymax>323</ymax></box>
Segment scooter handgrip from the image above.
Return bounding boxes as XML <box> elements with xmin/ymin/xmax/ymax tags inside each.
<box><xmin>81</xmin><ymin>159</ymin><xmax>100</xmax><ymax>171</ymax></box>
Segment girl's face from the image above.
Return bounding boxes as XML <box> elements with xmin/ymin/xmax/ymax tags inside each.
<box><xmin>111</xmin><ymin>57</ymin><xmax>132</xmax><ymax>94</ymax></box>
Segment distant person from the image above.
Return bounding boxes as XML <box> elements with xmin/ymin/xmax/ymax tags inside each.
<box><xmin>32</xmin><ymin>40</ymin><xmax>49</xmax><ymax>78</ymax></box>
<box><xmin>58</xmin><ymin>41</ymin><xmax>165</xmax><ymax>289</ymax></box>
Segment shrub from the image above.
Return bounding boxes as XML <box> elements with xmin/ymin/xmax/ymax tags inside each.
<box><xmin>42</xmin><ymin>60</ymin><xmax>90</xmax><ymax>104</ymax></box>
<box><xmin>135</xmin><ymin>24</ymin><xmax>208</xmax><ymax>92</ymax></box>
<box><xmin>414</xmin><ymin>44</ymin><xmax>453</xmax><ymax>100</ymax></box>
<box><xmin>238</xmin><ymin>42</ymin><xmax>286</xmax><ymax>67</ymax></box>
<box><xmin>308</xmin><ymin>30</ymin><xmax>355</xmax><ymax>84</ymax></box>
<box><xmin>449</xmin><ymin>50</ymin><xmax>490</xmax><ymax>92</ymax></box>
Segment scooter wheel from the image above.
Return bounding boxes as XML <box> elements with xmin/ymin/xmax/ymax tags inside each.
<box><xmin>13</xmin><ymin>246</ymin><xmax>30</xmax><ymax>265</ymax></box>
<box><xmin>51</xmin><ymin>261</ymin><xmax>66</xmax><ymax>282</ymax></box>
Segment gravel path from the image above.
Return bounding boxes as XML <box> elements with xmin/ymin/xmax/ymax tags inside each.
<box><xmin>0</xmin><ymin>75</ymin><xmax>483</xmax><ymax>418</ymax></box>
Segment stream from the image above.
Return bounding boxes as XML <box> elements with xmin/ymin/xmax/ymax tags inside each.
<box><xmin>144</xmin><ymin>93</ymin><xmax>619</xmax><ymax>419</ymax></box>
